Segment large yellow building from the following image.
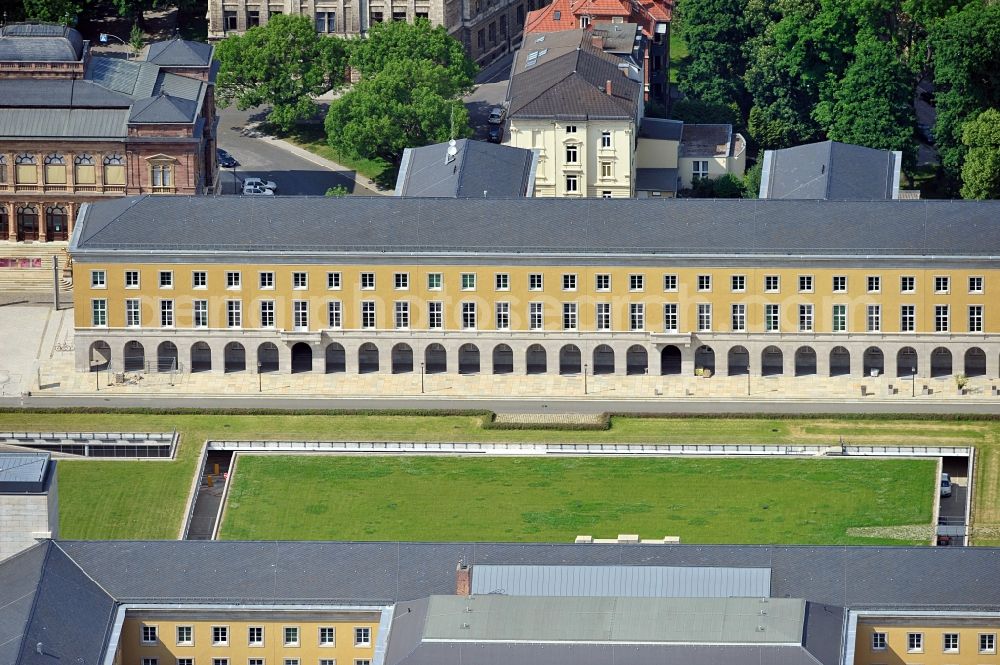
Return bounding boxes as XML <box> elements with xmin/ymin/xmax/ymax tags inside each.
<box><xmin>69</xmin><ymin>196</ymin><xmax>1000</xmax><ymax>379</ymax></box>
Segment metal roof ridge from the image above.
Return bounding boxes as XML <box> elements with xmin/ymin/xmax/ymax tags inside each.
<box><xmin>11</xmin><ymin>542</ymin><xmax>53</xmax><ymax>665</ymax></box>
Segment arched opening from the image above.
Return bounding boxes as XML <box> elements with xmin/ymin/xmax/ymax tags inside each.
<box><xmin>526</xmin><ymin>344</ymin><xmax>547</xmax><ymax>374</ymax></box>
<box><xmin>16</xmin><ymin>206</ymin><xmax>38</xmax><ymax>242</ymax></box>
<box><xmin>695</xmin><ymin>345</ymin><xmax>715</xmax><ymax>375</ymax></box>
<box><xmin>425</xmin><ymin>343</ymin><xmax>447</xmax><ymax>374</ymax></box>
<box><xmin>88</xmin><ymin>341</ymin><xmax>111</xmax><ymax>372</ymax></box>
<box><xmin>593</xmin><ymin>344</ymin><xmax>615</xmax><ymax>375</ymax></box>
<box><xmin>325</xmin><ymin>343</ymin><xmax>346</xmax><ymax>373</ymax></box>
<box><xmin>492</xmin><ymin>344</ymin><xmax>513</xmax><ymax>374</ymax></box>
<box><xmin>863</xmin><ymin>347</ymin><xmax>884</xmax><ymax>377</ymax></box>
<box><xmin>190</xmin><ymin>342</ymin><xmax>212</xmax><ymax>372</ymax></box>
<box><xmin>727</xmin><ymin>346</ymin><xmax>749</xmax><ymax>376</ymax></box>
<box><xmin>392</xmin><ymin>343</ymin><xmax>413</xmax><ymax>374</ymax></box>
<box><xmin>123</xmin><ymin>340</ymin><xmax>145</xmax><ymax>372</ymax></box>
<box><xmin>660</xmin><ymin>345</ymin><xmax>682</xmax><ymax>375</ymax></box>
<box><xmin>829</xmin><ymin>346</ymin><xmax>850</xmax><ymax>377</ymax></box>
<box><xmin>794</xmin><ymin>346</ymin><xmax>816</xmax><ymax>376</ymax></box>
<box><xmin>965</xmin><ymin>347</ymin><xmax>986</xmax><ymax>378</ymax></box>
<box><xmin>224</xmin><ymin>342</ymin><xmax>245</xmax><ymax>373</ymax></box>
<box><xmin>931</xmin><ymin>347</ymin><xmax>952</xmax><ymax>378</ymax></box>
<box><xmin>258</xmin><ymin>342</ymin><xmax>279</xmax><ymax>373</ymax></box>
<box><xmin>156</xmin><ymin>342</ymin><xmax>178</xmax><ymax>372</ymax></box>
<box><xmin>458</xmin><ymin>344</ymin><xmax>480</xmax><ymax>374</ymax></box>
<box><xmin>626</xmin><ymin>345</ymin><xmax>648</xmax><ymax>375</ymax></box>
<box><xmin>896</xmin><ymin>347</ymin><xmax>918</xmax><ymax>377</ymax></box>
<box><xmin>761</xmin><ymin>346</ymin><xmax>783</xmax><ymax>376</ymax></box>
<box><xmin>358</xmin><ymin>343</ymin><xmax>379</xmax><ymax>373</ymax></box>
<box><xmin>45</xmin><ymin>205</ymin><xmax>68</xmax><ymax>241</ymax></box>
<box><xmin>291</xmin><ymin>342</ymin><xmax>313</xmax><ymax>373</ymax></box>
<box><xmin>559</xmin><ymin>344</ymin><xmax>581</xmax><ymax>375</ymax></box>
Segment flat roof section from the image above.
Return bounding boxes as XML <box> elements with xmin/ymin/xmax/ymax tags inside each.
<box><xmin>0</xmin><ymin>453</ymin><xmax>51</xmax><ymax>493</ymax></box>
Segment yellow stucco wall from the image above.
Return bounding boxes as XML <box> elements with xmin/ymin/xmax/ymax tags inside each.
<box><xmin>855</xmin><ymin>619</ymin><xmax>1000</xmax><ymax>665</ymax></box>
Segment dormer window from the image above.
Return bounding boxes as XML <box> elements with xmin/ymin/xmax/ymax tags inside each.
<box><xmin>580</xmin><ymin>15</ymin><xmax>590</xmax><ymax>27</ymax></box>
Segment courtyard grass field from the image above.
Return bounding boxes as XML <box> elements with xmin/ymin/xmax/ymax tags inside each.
<box><xmin>219</xmin><ymin>456</ymin><xmax>935</xmax><ymax>544</ymax></box>
<box><xmin>0</xmin><ymin>412</ymin><xmax>995</xmax><ymax>542</ymax></box>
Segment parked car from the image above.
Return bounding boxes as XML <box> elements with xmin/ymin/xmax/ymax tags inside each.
<box><xmin>940</xmin><ymin>473</ymin><xmax>952</xmax><ymax>497</ymax></box>
<box><xmin>487</xmin><ymin>124</ymin><xmax>503</xmax><ymax>143</ymax></box>
<box><xmin>488</xmin><ymin>106</ymin><xmax>506</xmax><ymax>124</ymax></box>
<box><xmin>243</xmin><ymin>176</ymin><xmax>277</xmax><ymax>192</ymax></box>
<box><xmin>217</xmin><ymin>148</ymin><xmax>239</xmax><ymax>168</ymax></box>
<box><xmin>243</xmin><ymin>184</ymin><xmax>274</xmax><ymax>196</ymax></box>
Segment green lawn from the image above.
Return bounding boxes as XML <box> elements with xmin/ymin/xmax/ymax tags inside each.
<box><xmin>219</xmin><ymin>456</ymin><xmax>935</xmax><ymax>544</ymax></box>
<box><xmin>275</xmin><ymin>123</ymin><xmax>392</xmax><ymax>186</ymax></box>
<box><xmin>669</xmin><ymin>31</ymin><xmax>689</xmax><ymax>84</ymax></box>
<box><xmin>0</xmin><ymin>412</ymin><xmax>993</xmax><ymax>542</ymax></box>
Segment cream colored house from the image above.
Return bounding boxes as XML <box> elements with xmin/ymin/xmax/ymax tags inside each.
<box><xmin>504</xmin><ymin>29</ymin><xmax>643</xmax><ymax>198</ymax></box>
<box><xmin>677</xmin><ymin>124</ymin><xmax>746</xmax><ymax>190</ymax></box>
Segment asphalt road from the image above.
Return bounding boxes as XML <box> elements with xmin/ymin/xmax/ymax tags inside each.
<box><xmin>216</xmin><ymin>105</ymin><xmax>377</xmax><ymax>196</ymax></box>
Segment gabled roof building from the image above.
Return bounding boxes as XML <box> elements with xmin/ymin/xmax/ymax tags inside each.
<box><xmin>758</xmin><ymin>140</ymin><xmax>903</xmax><ymax>200</ymax></box>
<box><xmin>395</xmin><ymin>139</ymin><xmax>539</xmax><ymax>197</ymax></box>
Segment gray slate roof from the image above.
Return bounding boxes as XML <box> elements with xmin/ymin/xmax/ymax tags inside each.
<box><xmin>144</xmin><ymin>38</ymin><xmax>213</xmax><ymax>66</ymax></box>
<box><xmin>635</xmin><ymin>167</ymin><xmax>678</xmax><ymax>192</ymax></box>
<box><xmin>0</xmin><ymin>24</ymin><xmax>84</xmax><ymax>62</ymax></box>
<box><xmin>640</xmin><ymin>117</ymin><xmax>683</xmax><ymax>140</ymax></box>
<box><xmin>759</xmin><ymin>140</ymin><xmax>901</xmax><ymax>200</ymax></box>
<box><xmin>0</xmin><ymin>109</ymin><xmax>129</xmax><ymax>139</ymax></box>
<box><xmin>395</xmin><ymin>140</ymin><xmax>537</xmax><ymax>198</ymax></box>
<box><xmin>0</xmin><ymin>79</ymin><xmax>133</xmax><ymax>108</ymax></box>
<box><xmin>680</xmin><ymin>124</ymin><xmax>733</xmax><ymax>158</ymax></box>
<box><xmin>71</xmin><ymin>195</ymin><xmax>1000</xmax><ymax>259</ymax></box>
<box><xmin>129</xmin><ymin>93</ymin><xmax>198</xmax><ymax>123</ymax></box>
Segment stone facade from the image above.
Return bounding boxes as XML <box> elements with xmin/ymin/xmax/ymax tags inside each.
<box><xmin>0</xmin><ymin>464</ymin><xmax>58</xmax><ymax>563</ymax></box>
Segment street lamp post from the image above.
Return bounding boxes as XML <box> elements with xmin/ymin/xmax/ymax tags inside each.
<box><xmin>420</xmin><ymin>362</ymin><xmax>425</xmax><ymax>394</ymax></box>
<box><xmin>257</xmin><ymin>361</ymin><xmax>262</xmax><ymax>392</ymax></box>
<box><xmin>911</xmin><ymin>367</ymin><xmax>916</xmax><ymax>396</ymax></box>
<box><xmin>746</xmin><ymin>361</ymin><xmax>751</xmax><ymax>396</ymax></box>
<box><xmin>583</xmin><ymin>363</ymin><xmax>588</xmax><ymax>395</ymax></box>
<box><xmin>99</xmin><ymin>33</ymin><xmax>131</xmax><ymax>59</ymax></box>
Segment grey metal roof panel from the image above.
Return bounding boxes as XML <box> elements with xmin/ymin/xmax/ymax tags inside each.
<box><xmin>0</xmin><ymin>453</ymin><xmax>49</xmax><ymax>484</ymax></box>
<box><xmin>470</xmin><ymin>565</ymin><xmax>770</xmax><ymax>597</ymax></box>
<box><xmin>639</xmin><ymin>118</ymin><xmax>683</xmax><ymax>140</ymax></box>
<box><xmin>0</xmin><ymin>79</ymin><xmax>133</xmax><ymax>108</ymax></box>
<box><xmin>0</xmin><ymin>109</ymin><xmax>129</xmax><ymax>138</ymax></box>
<box><xmin>396</xmin><ymin>140</ymin><xmax>535</xmax><ymax>198</ymax></box>
<box><xmin>0</xmin><ymin>544</ymin><xmax>47</xmax><ymax>665</ymax></box>
<box><xmin>71</xmin><ymin>196</ymin><xmax>1000</xmax><ymax>258</ymax></box>
<box><xmin>144</xmin><ymin>38</ymin><xmax>214</xmax><ymax>66</ymax></box>
<box><xmin>635</xmin><ymin>167</ymin><xmax>678</xmax><ymax>192</ymax></box>
<box><xmin>153</xmin><ymin>72</ymin><xmax>204</xmax><ymax>102</ymax></box>
<box><xmin>0</xmin><ymin>24</ymin><xmax>84</xmax><ymax>62</ymax></box>
<box><xmin>129</xmin><ymin>93</ymin><xmax>198</xmax><ymax>123</ymax></box>
<box><xmin>761</xmin><ymin>140</ymin><xmax>900</xmax><ymax>200</ymax></box>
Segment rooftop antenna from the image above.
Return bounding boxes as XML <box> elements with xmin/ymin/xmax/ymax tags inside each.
<box><xmin>446</xmin><ymin>139</ymin><xmax>458</xmax><ymax>165</ymax></box>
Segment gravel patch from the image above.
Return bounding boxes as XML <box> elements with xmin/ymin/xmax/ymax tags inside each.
<box><xmin>846</xmin><ymin>524</ymin><xmax>935</xmax><ymax>541</ymax></box>
<box><xmin>494</xmin><ymin>413</ymin><xmax>607</xmax><ymax>426</ymax></box>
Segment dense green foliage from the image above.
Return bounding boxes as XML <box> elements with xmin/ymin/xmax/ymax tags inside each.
<box><xmin>959</xmin><ymin>109</ymin><xmax>1000</xmax><ymax>199</ymax></box>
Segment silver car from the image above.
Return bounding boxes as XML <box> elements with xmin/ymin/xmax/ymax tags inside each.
<box><xmin>940</xmin><ymin>473</ymin><xmax>952</xmax><ymax>497</ymax></box>
<box><xmin>488</xmin><ymin>107</ymin><xmax>505</xmax><ymax>124</ymax></box>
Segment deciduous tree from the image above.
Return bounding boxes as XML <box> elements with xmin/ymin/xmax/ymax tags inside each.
<box><xmin>959</xmin><ymin>108</ymin><xmax>1000</xmax><ymax>200</ymax></box>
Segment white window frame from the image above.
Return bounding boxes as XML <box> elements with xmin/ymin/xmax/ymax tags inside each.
<box><xmin>832</xmin><ymin>304</ymin><xmax>846</xmax><ymax>333</ymax></box>
<box><xmin>361</xmin><ymin>301</ymin><xmax>376</xmax><ymax>329</ymax></box>
<box><xmin>562</xmin><ymin>273</ymin><xmax>577</xmax><ymax>291</ymax></box>
<box><xmin>934</xmin><ymin>275</ymin><xmax>950</xmax><ymax>294</ymax></box>
<box><xmin>495</xmin><ymin>273</ymin><xmax>509</xmax><ymax>291</ymax></box>
<box><xmin>867</xmin><ymin>275</ymin><xmax>881</xmax><ymax>293</ymax></box>
<box><xmin>798</xmin><ymin>275</ymin><xmax>813</xmax><ymax>293</ymax></box>
<box><xmin>764</xmin><ymin>275</ymin><xmax>780</xmax><ymax>293</ymax></box>
<box><xmin>629</xmin><ymin>303</ymin><xmax>644</xmax><ymax>331</ymax></box>
<box><xmin>565</xmin><ymin>175</ymin><xmax>578</xmax><ymax>193</ymax></box>
<box><xmin>428</xmin><ymin>302</ymin><xmax>443</xmax><ymax>329</ymax></box>
<box><xmin>969</xmin><ymin>304</ymin><xmax>983</xmax><ymax>333</ymax></box>
<box><xmin>259</xmin><ymin>271</ymin><xmax>275</xmax><ymax>290</ymax></box>
<box><xmin>462</xmin><ymin>302</ymin><xmax>477</xmax><ymax>329</ymax></box>
<box><xmin>867</xmin><ymin>304</ymin><xmax>881</xmax><ymax>333</ymax></box>
<box><xmin>193</xmin><ymin>299</ymin><xmax>208</xmax><ymax>328</ymax></box>
<box><xmin>327</xmin><ymin>272</ymin><xmax>342</xmax><ymax>290</ymax></box>
<box><xmin>283</xmin><ymin>626</ymin><xmax>300</xmax><ymax>647</ymax></box>
<box><xmin>629</xmin><ymin>274</ymin><xmax>644</xmax><ymax>292</ymax></box>
<box><xmin>293</xmin><ymin>300</ymin><xmax>309</xmax><ymax>331</ymax></box>
<box><xmin>354</xmin><ymin>627</ymin><xmax>371</xmax><ymax>647</ymax></box>
<box><xmin>159</xmin><ymin>270</ymin><xmax>173</xmax><ymax>289</ymax></box>
<box><xmin>697</xmin><ymin>274</ymin><xmax>711</xmax><ymax>292</ymax></box>
<box><xmin>248</xmin><ymin>625</ymin><xmax>264</xmax><ymax>647</ymax></box>
<box><xmin>731</xmin><ymin>303</ymin><xmax>745</xmax><ymax>332</ymax></box>
<box><xmin>935</xmin><ymin>304</ymin><xmax>949</xmax><ymax>332</ymax></box>
<box><xmin>394</xmin><ymin>301</ymin><xmax>410</xmax><ymax>329</ymax></box>
<box><xmin>141</xmin><ymin>625</ymin><xmax>158</xmax><ymax>645</ymax></box>
<box><xmin>160</xmin><ymin>299</ymin><xmax>174</xmax><ymax>328</ymax></box>
<box><xmin>293</xmin><ymin>272</ymin><xmax>308</xmax><ymax>290</ymax></box>
<box><xmin>176</xmin><ymin>625</ymin><xmax>193</xmax><ymax>646</ymax></box>
<box><xmin>360</xmin><ymin>272</ymin><xmax>375</xmax><ymax>290</ymax></box>
<box><xmin>327</xmin><ymin>301</ymin><xmax>342</xmax><ymax>329</ymax></box>
<box><xmin>832</xmin><ymin>275</ymin><xmax>847</xmax><ymax>293</ymax></box>
<box><xmin>427</xmin><ymin>273</ymin><xmax>442</xmax><ymax>290</ymax></box>
<box><xmin>563</xmin><ymin>302</ymin><xmax>578</xmax><ymax>330</ymax></box>
<box><xmin>596</xmin><ymin>302</ymin><xmax>611</xmax><ymax>331</ymax></box>
<box><xmin>126</xmin><ymin>299</ymin><xmax>141</xmax><ymax>328</ymax></box>
<box><xmin>900</xmin><ymin>275</ymin><xmax>915</xmax><ymax>293</ymax></box>
<box><xmin>595</xmin><ymin>274</ymin><xmax>610</xmax><ymax>291</ymax></box>
<box><xmin>528</xmin><ymin>273</ymin><xmax>543</xmax><ymax>291</ymax></box>
<box><xmin>212</xmin><ymin>626</ymin><xmax>229</xmax><ymax>647</ymax></box>
<box><xmin>900</xmin><ymin>304</ymin><xmax>915</xmax><ymax>333</ymax></box>
<box><xmin>529</xmin><ymin>302</ymin><xmax>544</xmax><ymax>330</ymax></box>
<box><xmin>697</xmin><ymin>303</ymin><xmax>711</xmax><ymax>332</ymax></box>
<box><xmin>871</xmin><ymin>632</ymin><xmax>886</xmax><ymax>651</ymax></box>
<box><xmin>461</xmin><ymin>273</ymin><xmax>476</xmax><ymax>291</ymax></box>
<box><xmin>969</xmin><ymin>275</ymin><xmax>984</xmax><ymax>294</ymax></box>
<box><xmin>125</xmin><ymin>270</ymin><xmax>140</xmax><ymax>289</ymax></box>
<box><xmin>798</xmin><ymin>304</ymin><xmax>813</xmax><ymax>332</ymax></box>
<box><xmin>319</xmin><ymin>627</ymin><xmax>336</xmax><ymax>647</ymax></box>
<box><xmin>730</xmin><ymin>275</ymin><xmax>745</xmax><ymax>292</ymax></box>
<box><xmin>227</xmin><ymin>300</ymin><xmax>242</xmax><ymax>329</ymax></box>
<box><xmin>91</xmin><ymin>269</ymin><xmax>106</xmax><ymax>289</ymax></box>
<box><xmin>663</xmin><ymin>274</ymin><xmax>677</xmax><ymax>292</ymax></box>
<box><xmin>193</xmin><ymin>271</ymin><xmax>207</xmax><ymax>289</ymax></box>
<box><xmin>907</xmin><ymin>632</ymin><xmax>923</xmax><ymax>653</ymax></box>
<box><xmin>260</xmin><ymin>301</ymin><xmax>275</xmax><ymax>329</ymax></box>
<box><xmin>663</xmin><ymin>303</ymin><xmax>678</xmax><ymax>333</ymax></box>
<box><xmin>226</xmin><ymin>271</ymin><xmax>242</xmax><ymax>290</ymax></box>
<box><xmin>495</xmin><ymin>302</ymin><xmax>510</xmax><ymax>330</ymax></box>
<box><xmin>601</xmin><ymin>130</ymin><xmax>612</xmax><ymax>148</ymax></box>
<box><xmin>765</xmin><ymin>304</ymin><xmax>779</xmax><ymax>332</ymax></box>
<box><xmin>979</xmin><ymin>633</ymin><xmax>996</xmax><ymax>654</ymax></box>
<box><xmin>394</xmin><ymin>272</ymin><xmax>409</xmax><ymax>290</ymax></box>
<box><xmin>943</xmin><ymin>633</ymin><xmax>959</xmax><ymax>653</ymax></box>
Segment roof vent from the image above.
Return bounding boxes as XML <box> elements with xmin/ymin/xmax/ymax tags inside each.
<box><xmin>460</xmin><ymin>623</ymin><xmax>471</xmax><ymax>629</ymax></box>
<box><xmin>757</xmin><ymin>626</ymin><xmax>766</xmax><ymax>632</ymax></box>
<box><xmin>554</xmin><ymin>10</ymin><xmax>561</xmax><ymax>19</ymax></box>
<box><xmin>535</xmin><ymin>35</ymin><xmax>545</xmax><ymax>42</ymax></box>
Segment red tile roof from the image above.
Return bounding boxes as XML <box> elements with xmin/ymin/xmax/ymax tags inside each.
<box><xmin>524</xmin><ymin>0</ymin><xmax>671</xmax><ymax>36</ymax></box>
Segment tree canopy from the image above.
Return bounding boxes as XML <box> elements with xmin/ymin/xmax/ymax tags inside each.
<box><xmin>215</xmin><ymin>15</ymin><xmax>349</xmax><ymax>131</ymax></box>
<box><xmin>959</xmin><ymin>109</ymin><xmax>1000</xmax><ymax>200</ymax></box>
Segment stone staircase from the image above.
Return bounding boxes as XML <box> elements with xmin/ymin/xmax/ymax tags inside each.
<box><xmin>0</xmin><ymin>243</ymin><xmax>73</xmax><ymax>292</ymax></box>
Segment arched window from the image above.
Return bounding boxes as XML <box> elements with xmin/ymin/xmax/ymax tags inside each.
<box><xmin>44</xmin><ymin>153</ymin><xmax>67</xmax><ymax>185</ymax></box>
<box><xmin>16</xmin><ymin>205</ymin><xmax>38</xmax><ymax>241</ymax></box>
<box><xmin>15</xmin><ymin>154</ymin><xmax>37</xmax><ymax>184</ymax></box>
<box><xmin>45</xmin><ymin>205</ymin><xmax>68</xmax><ymax>239</ymax></box>
<box><xmin>74</xmin><ymin>153</ymin><xmax>96</xmax><ymax>185</ymax></box>
<box><xmin>0</xmin><ymin>155</ymin><xmax>7</xmax><ymax>184</ymax></box>
<box><xmin>0</xmin><ymin>206</ymin><xmax>8</xmax><ymax>238</ymax></box>
<box><xmin>103</xmin><ymin>154</ymin><xmax>126</xmax><ymax>186</ymax></box>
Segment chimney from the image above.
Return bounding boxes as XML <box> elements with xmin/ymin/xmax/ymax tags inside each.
<box><xmin>605</xmin><ymin>79</ymin><xmax>612</xmax><ymax>95</ymax></box>
<box><xmin>591</xmin><ymin>34</ymin><xmax>604</xmax><ymax>49</ymax></box>
<box><xmin>456</xmin><ymin>561</ymin><xmax>472</xmax><ymax>596</ymax></box>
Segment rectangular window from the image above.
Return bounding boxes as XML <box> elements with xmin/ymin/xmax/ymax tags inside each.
<box><xmin>248</xmin><ymin>661</ymin><xmax>263</xmax><ymax>665</ymax></box>
<box><xmin>319</xmin><ymin>661</ymin><xmax>335</xmax><ymax>665</ymax></box>
<box><xmin>315</xmin><ymin>10</ymin><xmax>335</xmax><ymax>31</ymax></box>
<box><xmin>125</xmin><ymin>270</ymin><xmax>140</xmax><ymax>289</ymax></box>
<box><xmin>601</xmin><ymin>130</ymin><xmax>612</xmax><ymax>148</ymax></box>
<box><xmin>192</xmin><ymin>271</ymin><xmax>207</xmax><ymax>289</ymax></box>
<box><xmin>284</xmin><ymin>660</ymin><xmax>299</xmax><ymax>665</ymax></box>
<box><xmin>692</xmin><ymin>160</ymin><xmax>708</xmax><ymax>179</ymax></box>
<box><xmin>867</xmin><ymin>304</ymin><xmax>881</xmax><ymax>332</ymax></box>
<box><xmin>731</xmin><ymin>304</ymin><xmax>746</xmax><ymax>332</ymax></box>
<box><xmin>360</xmin><ymin>272</ymin><xmax>375</xmax><ymax>290</ymax></box>
<box><xmin>900</xmin><ymin>275</ymin><xmax>915</xmax><ymax>293</ymax></box>
<box><xmin>907</xmin><ymin>633</ymin><xmax>923</xmax><ymax>653</ymax></box>
<box><xmin>293</xmin><ymin>272</ymin><xmax>308</xmax><ymax>289</ymax></box>
<box><xmin>629</xmin><ymin>303</ymin><xmax>644</xmax><ymax>331</ymax></box>
<box><xmin>319</xmin><ymin>627</ymin><xmax>336</xmax><ymax>646</ymax></box>
<box><xmin>142</xmin><ymin>626</ymin><xmax>158</xmax><ymax>644</ymax></box>
<box><xmin>595</xmin><ymin>274</ymin><xmax>610</xmax><ymax>291</ymax></box>
<box><xmin>91</xmin><ymin>270</ymin><xmax>106</xmax><ymax>288</ymax></box>
<box><xmin>228</xmin><ymin>300</ymin><xmax>242</xmax><ymax>328</ymax></box>
<box><xmin>798</xmin><ymin>304</ymin><xmax>814</xmax><ymax>332</ymax></box>
<box><xmin>664</xmin><ymin>303</ymin><xmax>678</xmax><ymax>332</ymax></box>
<box><xmin>529</xmin><ymin>273</ymin><xmax>543</xmax><ymax>291</ymax></box>
<box><xmin>565</xmin><ymin>145</ymin><xmax>578</xmax><ymax>163</ymax></box>
<box><xmin>462</xmin><ymin>302</ymin><xmax>477</xmax><ymax>329</ymax></box>
<box><xmin>900</xmin><ymin>304</ymin><xmax>915</xmax><ymax>332</ymax></box>
<box><xmin>226</xmin><ymin>271</ymin><xmax>241</xmax><ymax>289</ymax></box>
<box><xmin>193</xmin><ymin>300</ymin><xmax>208</xmax><ymax>328</ymax></box>
<box><xmin>428</xmin><ymin>302</ymin><xmax>443</xmax><ymax>329</ymax></box>
<box><xmin>248</xmin><ymin>626</ymin><xmax>263</xmax><ymax>646</ymax></box>
<box><xmin>867</xmin><ymin>275</ymin><xmax>881</xmax><ymax>293</ymax></box>
<box><xmin>943</xmin><ymin>633</ymin><xmax>959</xmax><ymax>652</ymax></box>
<box><xmin>176</xmin><ymin>626</ymin><xmax>193</xmax><ymax>646</ymax></box>
<box><xmin>159</xmin><ymin>270</ymin><xmax>173</xmax><ymax>288</ymax></box>
<box><xmin>600</xmin><ymin>161</ymin><xmax>612</xmax><ymax>178</ymax></box>
<box><xmin>293</xmin><ymin>301</ymin><xmax>309</xmax><ymax>330</ymax></box>
<box><xmin>935</xmin><ymin>304</ymin><xmax>949</xmax><ymax>332</ymax></box>
<box><xmin>394</xmin><ymin>272</ymin><xmax>409</xmax><ymax>290</ymax></box>
<box><xmin>980</xmin><ymin>633</ymin><xmax>996</xmax><ymax>654</ymax></box>
<box><xmin>355</xmin><ymin>661</ymin><xmax>370</xmax><ymax>665</ymax></box>
<box><xmin>934</xmin><ymin>275</ymin><xmax>950</xmax><ymax>293</ymax></box>
<box><xmin>969</xmin><ymin>275</ymin><xmax>984</xmax><ymax>293</ymax></box>
<box><xmin>260</xmin><ymin>301</ymin><xmax>274</xmax><ymax>328</ymax></box>
<box><xmin>327</xmin><ymin>272</ymin><xmax>341</xmax><ymax>290</ymax></box>
<box><xmin>970</xmin><ymin>304</ymin><xmax>984</xmax><ymax>332</ymax></box>
<box><xmin>764</xmin><ymin>275</ymin><xmax>780</xmax><ymax>292</ymax></box>
<box><xmin>284</xmin><ymin>627</ymin><xmax>299</xmax><ymax>647</ymax></box>
<box><xmin>259</xmin><ymin>271</ymin><xmax>274</xmax><ymax>289</ymax></box>
<box><xmin>495</xmin><ymin>302</ymin><xmax>510</xmax><ymax>329</ymax></box>
<box><xmin>833</xmin><ymin>275</ymin><xmax>847</xmax><ymax>292</ymax></box>
<box><xmin>327</xmin><ymin>301</ymin><xmax>342</xmax><ymax>329</ymax></box>
<box><xmin>697</xmin><ymin>275</ymin><xmax>711</xmax><ymax>292</ymax></box>
<box><xmin>529</xmin><ymin>302</ymin><xmax>544</xmax><ymax>330</ymax></box>
<box><xmin>798</xmin><ymin>275</ymin><xmax>813</xmax><ymax>292</ymax></box>
<box><xmin>213</xmin><ymin>626</ymin><xmax>229</xmax><ymax>646</ymax></box>
<box><xmin>731</xmin><ymin>275</ymin><xmax>745</xmax><ymax>292</ymax></box>
<box><xmin>832</xmin><ymin>304</ymin><xmax>846</xmax><ymax>332</ymax></box>
<box><xmin>663</xmin><ymin>274</ymin><xmax>677</xmax><ymax>292</ymax></box>
<box><xmin>872</xmin><ymin>633</ymin><xmax>886</xmax><ymax>650</ymax></box>
<box><xmin>697</xmin><ymin>303</ymin><xmax>712</xmax><ymax>331</ymax></box>
<box><xmin>178</xmin><ymin>659</ymin><xmax>192</xmax><ymax>665</ymax></box>
<box><xmin>495</xmin><ymin>273</ymin><xmax>509</xmax><ymax>291</ymax></box>
<box><xmin>461</xmin><ymin>273</ymin><xmax>476</xmax><ymax>290</ymax></box>
<box><xmin>596</xmin><ymin>303</ymin><xmax>611</xmax><ymax>331</ymax></box>
<box><xmin>765</xmin><ymin>304</ymin><xmax>779</xmax><ymax>332</ymax></box>
<box><xmin>565</xmin><ymin>175</ymin><xmax>578</xmax><ymax>192</ymax></box>
<box><xmin>629</xmin><ymin>274</ymin><xmax>644</xmax><ymax>291</ymax></box>
<box><xmin>213</xmin><ymin>659</ymin><xmax>228</xmax><ymax>665</ymax></box>
<box><xmin>142</xmin><ymin>660</ymin><xmax>157</xmax><ymax>665</ymax></box>
<box><xmin>561</xmin><ymin>274</ymin><xmax>577</xmax><ymax>291</ymax></box>
<box><xmin>427</xmin><ymin>273</ymin><xmax>442</xmax><ymax>290</ymax></box>
<box><xmin>394</xmin><ymin>301</ymin><xmax>409</xmax><ymax>329</ymax></box>
<box><xmin>563</xmin><ymin>303</ymin><xmax>578</xmax><ymax>330</ymax></box>
<box><xmin>565</xmin><ymin>125</ymin><xmax>577</xmax><ymax>133</ymax></box>
<box><xmin>355</xmin><ymin>628</ymin><xmax>371</xmax><ymax>647</ymax></box>
<box><xmin>361</xmin><ymin>301</ymin><xmax>376</xmax><ymax>329</ymax></box>
<box><xmin>126</xmin><ymin>299</ymin><xmax>141</xmax><ymax>327</ymax></box>
<box><xmin>161</xmin><ymin>300</ymin><xmax>174</xmax><ymax>327</ymax></box>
